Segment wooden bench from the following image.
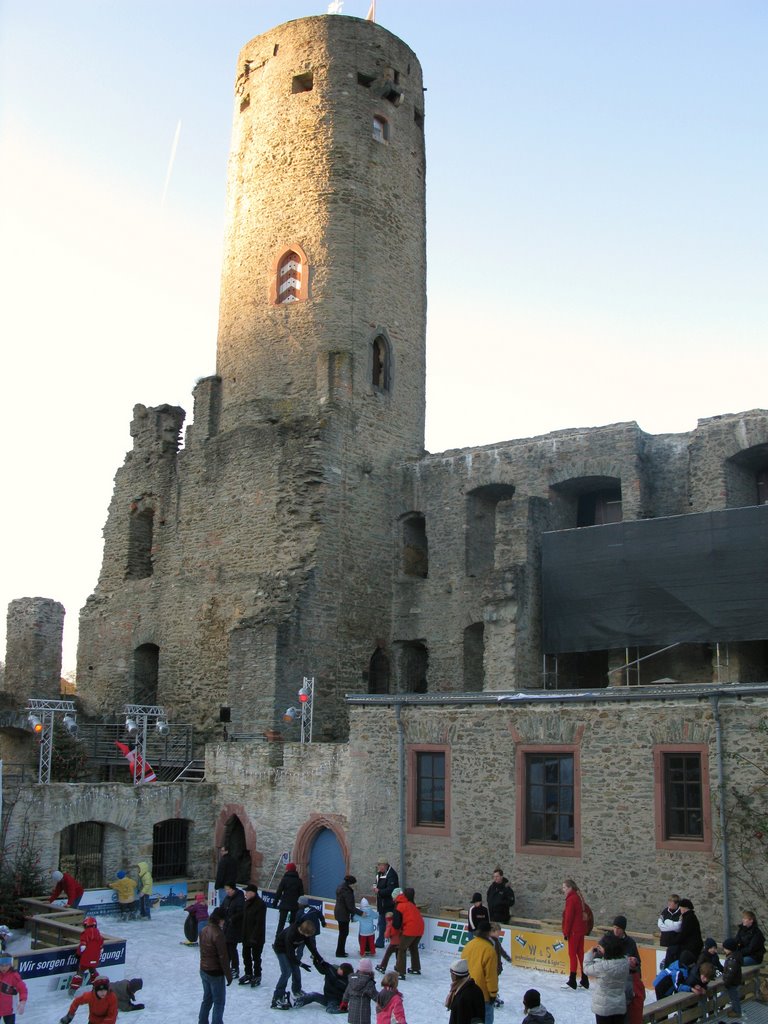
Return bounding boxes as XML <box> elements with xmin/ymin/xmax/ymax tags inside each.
<box><xmin>642</xmin><ymin>964</ymin><xmax>761</xmax><ymax>1023</ymax></box>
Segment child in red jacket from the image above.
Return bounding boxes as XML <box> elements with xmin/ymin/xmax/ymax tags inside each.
<box><xmin>61</xmin><ymin>977</ymin><xmax>117</xmax><ymax>1024</ymax></box>
<box><xmin>0</xmin><ymin>954</ymin><xmax>28</xmax><ymax>1023</ymax></box>
<box><xmin>70</xmin><ymin>918</ymin><xmax>104</xmax><ymax>991</ymax></box>
<box><xmin>376</xmin><ymin>912</ymin><xmax>401</xmax><ymax>973</ymax></box>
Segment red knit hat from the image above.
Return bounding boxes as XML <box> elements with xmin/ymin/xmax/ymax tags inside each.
<box><xmin>285</xmin><ymin>862</ymin><xmax>297</xmax><ymax>871</ymax></box>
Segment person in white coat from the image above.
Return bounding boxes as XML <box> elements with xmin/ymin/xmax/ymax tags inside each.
<box><xmin>583</xmin><ymin>933</ymin><xmax>630</xmax><ymax>1024</ymax></box>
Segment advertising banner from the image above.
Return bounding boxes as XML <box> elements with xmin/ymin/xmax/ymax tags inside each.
<box><xmin>77</xmin><ymin>881</ymin><xmax>187</xmax><ymax>916</ymax></box>
<box><xmin>15</xmin><ymin>940</ymin><xmax>126</xmax><ymax>980</ymax></box>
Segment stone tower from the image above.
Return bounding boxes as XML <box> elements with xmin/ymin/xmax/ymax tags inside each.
<box><xmin>4</xmin><ymin>597</ymin><xmax>65</xmax><ymax>702</ymax></box>
<box><xmin>77</xmin><ymin>16</ymin><xmax>426</xmax><ymax>740</ymax></box>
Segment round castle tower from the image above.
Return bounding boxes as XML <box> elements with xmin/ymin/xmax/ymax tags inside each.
<box><xmin>216</xmin><ymin>15</ymin><xmax>426</xmax><ymax>453</ymax></box>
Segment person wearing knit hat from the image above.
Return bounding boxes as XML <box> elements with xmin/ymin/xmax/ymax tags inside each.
<box><xmin>110</xmin><ymin>978</ymin><xmax>145</xmax><ymax>1012</ymax></box>
<box><xmin>61</xmin><ymin>975</ymin><xmax>118</xmax><ymax>1024</ymax></box>
<box><xmin>274</xmin><ymin>861</ymin><xmax>304</xmax><ymax>937</ymax></box>
<box><xmin>522</xmin><ymin>988</ymin><xmax>554</xmax><ymax>1024</ymax></box>
<box><xmin>445</xmin><ymin>957</ymin><xmax>484</xmax><ymax>1024</ymax></box>
<box><xmin>357</xmin><ymin>897</ymin><xmax>377</xmax><ymax>957</ymax></box>
<box><xmin>342</xmin><ymin>959</ymin><xmax>377</xmax><ymax>1024</ymax></box>
<box><xmin>49</xmin><ymin>869</ymin><xmax>85</xmax><ymax>908</ymax></box>
<box><xmin>467</xmin><ymin>892</ymin><xmax>490</xmax><ymax>936</ymax></box>
<box><xmin>108</xmin><ymin>871</ymin><xmax>138</xmax><ymax>921</ymax></box>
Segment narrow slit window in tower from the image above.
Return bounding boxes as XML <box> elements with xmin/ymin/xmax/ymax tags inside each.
<box><xmin>372</xmin><ymin>334</ymin><xmax>390</xmax><ymax>390</ymax></box>
<box><xmin>127</xmin><ymin>508</ymin><xmax>154</xmax><ymax>579</ymax></box>
<box><xmin>277</xmin><ymin>250</ymin><xmax>303</xmax><ymax>303</ymax></box>
<box><xmin>372</xmin><ymin>115</ymin><xmax>389</xmax><ymax>143</ymax></box>
<box><xmin>358</xmin><ymin>72</ymin><xmax>375</xmax><ymax>88</ymax></box>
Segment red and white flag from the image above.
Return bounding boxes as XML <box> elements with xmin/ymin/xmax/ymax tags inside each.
<box><xmin>115</xmin><ymin>741</ymin><xmax>156</xmax><ymax>783</ymax></box>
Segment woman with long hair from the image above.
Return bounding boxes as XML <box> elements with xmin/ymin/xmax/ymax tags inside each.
<box><xmin>561</xmin><ymin>878</ymin><xmax>589</xmax><ymax>990</ymax></box>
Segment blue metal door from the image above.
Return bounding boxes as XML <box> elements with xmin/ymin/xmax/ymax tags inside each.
<box><xmin>308</xmin><ymin>827</ymin><xmax>344</xmax><ymax>898</ymax></box>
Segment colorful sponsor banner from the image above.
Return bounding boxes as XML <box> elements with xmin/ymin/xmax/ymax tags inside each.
<box><xmin>427</xmin><ymin>918</ymin><xmax>511</xmax><ymax>959</ymax></box>
<box><xmin>77</xmin><ymin>881</ymin><xmax>187</xmax><ymax>916</ymax></box>
<box><xmin>15</xmin><ymin>940</ymin><xmax>126</xmax><ymax>980</ymax></box>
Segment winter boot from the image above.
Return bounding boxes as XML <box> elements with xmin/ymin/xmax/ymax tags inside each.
<box><xmin>375</xmin><ymin>965</ymin><xmax>385</xmax><ymax>974</ymax></box>
<box><xmin>239</xmin><ymin>975</ymin><xmax>252</xmax><ymax>986</ymax></box>
<box><xmin>563</xmin><ymin>973</ymin><xmax>577</xmax><ymax>990</ymax></box>
<box><xmin>293</xmin><ymin>994</ymin><xmax>307</xmax><ymax>1008</ymax></box>
<box><xmin>579</xmin><ymin>975</ymin><xmax>589</xmax><ymax>989</ymax></box>
<box><xmin>250</xmin><ymin>976</ymin><xmax>261</xmax><ymax>988</ymax></box>
<box><xmin>278</xmin><ymin>994</ymin><xmax>292</xmax><ymax>1010</ymax></box>
<box><xmin>406</xmin><ymin>968</ymin><xmax>421</xmax><ymax>975</ymax></box>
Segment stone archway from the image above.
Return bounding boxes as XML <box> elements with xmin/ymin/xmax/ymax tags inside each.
<box><xmin>213</xmin><ymin>803</ymin><xmax>261</xmax><ymax>884</ymax></box>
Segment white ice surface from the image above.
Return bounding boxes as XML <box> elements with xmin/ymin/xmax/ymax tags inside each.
<box><xmin>12</xmin><ymin>909</ymin><xmax>599</xmax><ymax>1024</ymax></box>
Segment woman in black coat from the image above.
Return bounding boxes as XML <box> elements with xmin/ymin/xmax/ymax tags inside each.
<box><xmin>334</xmin><ymin>875</ymin><xmax>357</xmax><ymax>957</ymax></box>
<box><xmin>221</xmin><ymin>883</ymin><xmax>245</xmax><ymax>977</ymax></box>
<box><xmin>275</xmin><ymin>862</ymin><xmax>304</xmax><ymax>935</ymax></box>
<box><xmin>677</xmin><ymin>899</ymin><xmax>703</xmax><ymax>959</ymax></box>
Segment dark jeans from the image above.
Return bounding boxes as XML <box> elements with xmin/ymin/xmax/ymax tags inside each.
<box><xmin>336</xmin><ymin>920</ymin><xmax>350</xmax><ymax>956</ymax></box>
<box><xmin>198</xmin><ymin>971</ymin><xmax>226</xmax><ymax>1024</ymax></box>
<box><xmin>376</xmin><ymin>913</ymin><xmax>387</xmax><ymax>946</ymax></box>
<box><xmin>274</xmin><ymin>952</ymin><xmax>302</xmax><ymax>997</ymax></box>
<box><xmin>595</xmin><ymin>1016</ymin><xmax>625</xmax><ymax>1024</ymax></box>
<box><xmin>140</xmin><ymin>893</ymin><xmax>152</xmax><ymax>919</ymax></box>
<box><xmin>243</xmin><ymin>942</ymin><xmax>263</xmax><ymax>978</ymax></box>
<box><xmin>301</xmin><ymin>994</ymin><xmax>345</xmax><ymax>1014</ymax></box>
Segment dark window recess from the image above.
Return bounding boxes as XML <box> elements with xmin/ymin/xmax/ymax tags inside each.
<box><xmin>59</xmin><ymin>821</ymin><xmax>104</xmax><ymax>888</ymax></box>
<box><xmin>416</xmin><ymin>751</ymin><xmax>445</xmax><ymax>825</ymax></box>
<box><xmin>757</xmin><ymin>468</ymin><xmax>768</xmax><ymax>505</ymax></box>
<box><xmin>133</xmin><ymin>643</ymin><xmax>159</xmax><ymax>705</ymax></box>
<box><xmin>152</xmin><ymin>819</ymin><xmax>190</xmax><ymax>880</ymax></box>
<box><xmin>401</xmin><ymin>641</ymin><xmax>428</xmax><ymax>693</ymax></box>
<box><xmin>525</xmin><ymin>753</ymin><xmax>574</xmax><ymax>845</ymax></box>
<box><xmin>357</xmin><ymin>72</ymin><xmax>375</xmax><ymax>88</ymax></box>
<box><xmin>463</xmin><ymin>622</ymin><xmax>485</xmax><ymax>691</ymax></box>
<box><xmin>383</xmin><ymin>82</ymin><xmax>403</xmax><ymax>106</ymax></box>
<box><xmin>240</xmin><ymin>94</ymin><xmax>250</xmax><ymax>112</ymax></box>
<box><xmin>372</xmin><ymin>334</ymin><xmax>390</xmax><ymax>389</ymax></box>
<box><xmin>402</xmin><ymin>513</ymin><xmax>428</xmax><ymax>577</ymax></box>
<box><xmin>577</xmin><ymin>488</ymin><xmax>622</xmax><ymax>527</ymax></box>
<box><xmin>273</xmin><ymin>44</ymin><xmax>279</xmax><ymax>56</ymax></box>
<box><xmin>126</xmin><ymin>508</ymin><xmax>154</xmax><ymax>579</ymax></box>
<box><xmin>414</xmin><ymin>108</ymin><xmax>424</xmax><ymax>129</ymax></box>
<box><xmin>663</xmin><ymin>753</ymin><xmax>703</xmax><ymax>840</ymax></box>
<box><xmin>222</xmin><ymin>815</ymin><xmax>252</xmax><ymax>883</ymax></box>
<box><xmin>465</xmin><ymin>483</ymin><xmax>515</xmax><ymax>576</ymax></box>
<box><xmin>292</xmin><ymin>71</ymin><xmax>314</xmax><ymax>93</ymax></box>
<box><xmin>368</xmin><ymin>647</ymin><xmax>390</xmax><ymax>694</ymax></box>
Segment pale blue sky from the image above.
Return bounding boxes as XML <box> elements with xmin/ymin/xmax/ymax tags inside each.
<box><xmin>1</xmin><ymin>1</ymin><xmax>766</xmax><ymax>671</ymax></box>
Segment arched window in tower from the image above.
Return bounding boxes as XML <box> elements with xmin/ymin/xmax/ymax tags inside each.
<box><xmin>367</xmin><ymin>647</ymin><xmax>390</xmax><ymax>694</ymax></box>
<box><xmin>371</xmin><ymin>334</ymin><xmax>391</xmax><ymax>392</ymax></box>
<box><xmin>278</xmin><ymin>250</ymin><xmax>302</xmax><ymax>303</ymax></box>
<box><xmin>271</xmin><ymin>245</ymin><xmax>309</xmax><ymax>305</ymax></box>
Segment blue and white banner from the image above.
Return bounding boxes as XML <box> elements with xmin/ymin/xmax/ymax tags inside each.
<box><xmin>14</xmin><ymin>940</ymin><xmax>126</xmax><ymax>980</ymax></box>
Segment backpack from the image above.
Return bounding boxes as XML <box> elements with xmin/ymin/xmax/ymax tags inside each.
<box><xmin>580</xmin><ymin>896</ymin><xmax>594</xmax><ymax>934</ymax></box>
<box><xmin>722</xmin><ymin>952</ymin><xmax>742</xmax><ymax>988</ymax></box>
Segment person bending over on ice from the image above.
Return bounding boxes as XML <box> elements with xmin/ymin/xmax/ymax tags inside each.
<box><xmin>49</xmin><ymin>870</ymin><xmax>84</xmax><ymax>908</ymax></box>
<box><xmin>61</xmin><ymin>977</ymin><xmax>117</xmax><ymax>1024</ymax></box>
<box><xmin>0</xmin><ymin>954</ymin><xmax>27</xmax><ymax>1024</ymax></box>
<box><xmin>109</xmin><ymin>979</ymin><xmax>144</xmax><ymax>1012</ymax></box>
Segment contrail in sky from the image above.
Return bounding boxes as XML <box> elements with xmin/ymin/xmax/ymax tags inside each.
<box><xmin>161</xmin><ymin>120</ymin><xmax>182</xmax><ymax>207</ymax></box>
